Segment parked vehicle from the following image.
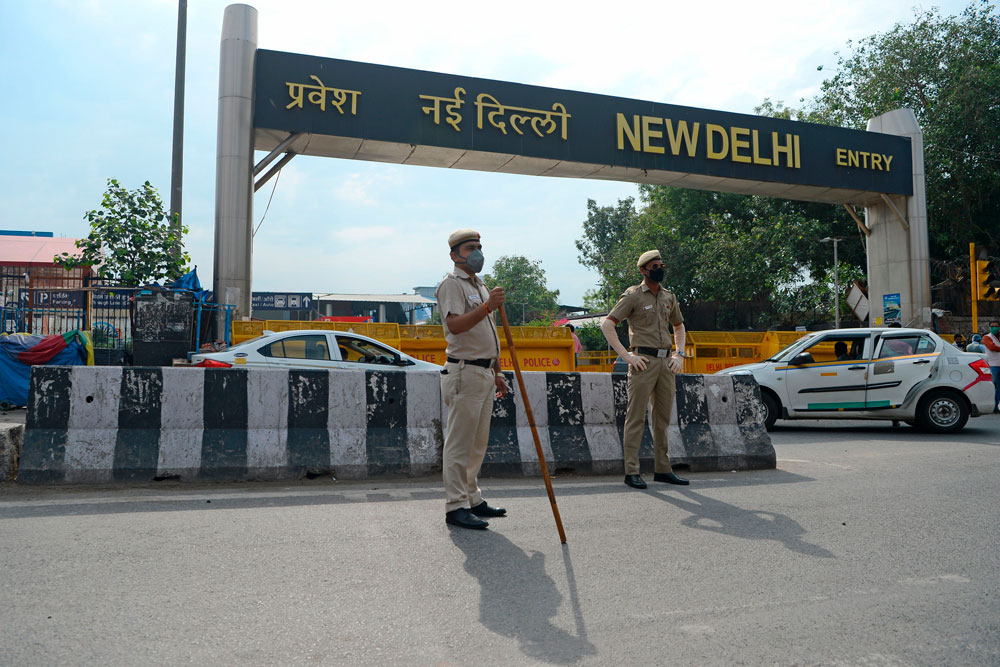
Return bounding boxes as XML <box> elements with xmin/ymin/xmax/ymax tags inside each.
<box><xmin>715</xmin><ymin>327</ymin><xmax>995</xmax><ymax>433</ymax></box>
<box><xmin>190</xmin><ymin>329</ymin><xmax>440</xmax><ymax>372</ymax></box>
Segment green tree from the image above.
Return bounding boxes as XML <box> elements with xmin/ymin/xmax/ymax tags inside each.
<box><xmin>777</xmin><ymin>2</ymin><xmax>1000</xmax><ymax>257</ymax></box>
<box><xmin>55</xmin><ymin>178</ymin><xmax>190</xmax><ymax>286</ymax></box>
<box><xmin>575</xmin><ymin>198</ymin><xmax>641</xmax><ymax>306</ymax></box>
<box><xmin>483</xmin><ymin>255</ymin><xmax>560</xmax><ymax>325</ymax></box>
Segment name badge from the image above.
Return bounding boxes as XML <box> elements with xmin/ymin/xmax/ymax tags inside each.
<box><xmin>468</xmin><ymin>294</ymin><xmax>482</xmax><ymax>304</ymax></box>
<box><xmin>643</xmin><ymin>304</ymin><xmax>653</xmax><ymax>310</ymax></box>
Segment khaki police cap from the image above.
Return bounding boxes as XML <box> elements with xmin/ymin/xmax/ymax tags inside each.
<box><xmin>448</xmin><ymin>228</ymin><xmax>480</xmax><ymax>249</ymax></box>
<box><xmin>637</xmin><ymin>249</ymin><xmax>661</xmax><ymax>268</ymax></box>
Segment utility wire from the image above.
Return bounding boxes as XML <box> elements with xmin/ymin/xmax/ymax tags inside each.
<box><xmin>253</xmin><ymin>169</ymin><xmax>280</xmax><ymax>238</ymax></box>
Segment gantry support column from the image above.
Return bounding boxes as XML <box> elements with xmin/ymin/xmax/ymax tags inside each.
<box><xmin>864</xmin><ymin>108</ymin><xmax>931</xmax><ymax>328</ymax></box>
<box><xmin>213</xmin><ymin>4</ymin><xmax>257</xmax><ymax>331</ymax></box>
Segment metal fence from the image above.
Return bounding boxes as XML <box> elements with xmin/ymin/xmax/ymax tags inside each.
<box><xmin>0</xmin><ymin>268</ymin><xmax>233</xmax><ymax>357</ymax></box>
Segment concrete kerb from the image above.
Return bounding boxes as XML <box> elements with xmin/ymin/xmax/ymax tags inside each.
<box><xmin>18</xmin><ymin>366</ymin><xmax>775</xmax><ymax>484</ymax></box>
<box><xmin>0</xmin><ymin>422</ymin><xmax>23</xmax><ymax>482</ymax></box>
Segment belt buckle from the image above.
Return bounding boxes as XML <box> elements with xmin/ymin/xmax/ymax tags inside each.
<box><xmin>657</xmin><ymin>349</ymin><xmax>668</xmax><ymax>358</ymax></box>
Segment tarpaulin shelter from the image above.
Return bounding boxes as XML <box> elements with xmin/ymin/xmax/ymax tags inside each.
<box><xmin>0</xmin><ymin>330</ymin><xmax>92</xmax><ymax>408</ymax></box>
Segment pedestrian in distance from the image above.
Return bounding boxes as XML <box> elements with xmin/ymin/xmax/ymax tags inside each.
<box><xmin>600</xmin><ymin>249</ymin><xmax>689</xmax><ymax>489</ymax></box>
<box><xmin>982</xmin><ymin>321</ymin><xmax>1000</xmax><ymax>414</ymax></box>
<box><xmin>965</xmin><ymin>334</ymin><xmax>986</xmax><ymax>354</ymax></box>
<box><xmin>436</xmin><ymin>229</ymin><xmax>509</xmax><ymax>530</ymax></box>
<box><xmin>566</xmin><ymin>324</ymin><xmax>582</xmax><ymax>364</ymax></box>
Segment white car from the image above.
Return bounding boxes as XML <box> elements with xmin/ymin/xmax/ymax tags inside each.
<box><xmin>716</xmin><ymin>327</ymin><xmax>995</xmax><ymax>433</ymax></box>
<box><xmin>190</xmin><ymin>329</ymin><xmax>441</xmax><ymax>372</ymax></box>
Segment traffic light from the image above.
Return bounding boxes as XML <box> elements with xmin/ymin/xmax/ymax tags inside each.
<box><xmin>976</xmin><ymin>259</ymin><xmax>1000</xmax><ymax>300</ymax></box>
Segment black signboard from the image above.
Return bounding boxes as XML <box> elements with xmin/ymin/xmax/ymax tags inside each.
<box><xmin>254</xmin><ymin>50</ymin><xmax>912</xmax><ymax>197</ymax></box>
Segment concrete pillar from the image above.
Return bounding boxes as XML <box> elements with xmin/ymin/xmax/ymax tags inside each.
<box><xmin>864</xmin><ymin>109</ymin><xmax>931</xmax><ymax>328</ymax></box>
<box><xmin>213</xmin><ymin>4</ymin><xmax>257</xmax><ymax>331</ymax></box>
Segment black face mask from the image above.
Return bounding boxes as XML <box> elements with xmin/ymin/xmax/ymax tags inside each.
<box><xmin>647</xmin><ymin>267</ymin><xmax>665</xmax><ymax>283</ymax></box>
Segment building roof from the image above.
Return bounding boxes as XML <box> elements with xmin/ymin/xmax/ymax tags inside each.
<box><xmin>0</xmin><ymin>235</ymin><xmax>82</xmax><ymax>267</ymax></box>
<box><xmin>313</xmin><ymin>293</ymin><xmax>436</xmax><ymax>304</ymax></box>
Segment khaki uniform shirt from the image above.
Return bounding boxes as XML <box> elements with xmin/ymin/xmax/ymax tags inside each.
<box><xmin>436</xmin><ymin>268</ymin><xmax>501</xmax><ymax>360</ymax></box>
<box><xmin>607</xmin><ymin>282</ymin><xmax>684</xmax><ymax>350</ymax></box>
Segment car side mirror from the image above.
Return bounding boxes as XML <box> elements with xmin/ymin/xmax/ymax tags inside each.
<box><xmin>790</xmin><ymin>352</ymin><xmax>813</xmax><ymax>366</ymax></box>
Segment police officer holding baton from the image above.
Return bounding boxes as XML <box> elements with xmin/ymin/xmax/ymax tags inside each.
<box><xmin>436</xmin><ymin>229</ymin><xmax>509</xmax><ymax>530</ymax></box>
<box><xmin>601</xmin><ymin>249</ymin><xmax>689</xmax><ymax>489</ymax></box>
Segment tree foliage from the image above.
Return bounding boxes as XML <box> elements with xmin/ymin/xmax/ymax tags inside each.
<box><xmin>483</xmin><ymin>255</ymin><xmax>560</xmax><ymax>325</ymax></box>
<box><xmin>575</xmin><ymin>186</ymin><xmax>866</xmax><ymax>328</ymax></box>
<box><xmin>577</xmin><ymin>2</ymin><xmax>998</xmax><ymax>326</ymax></box>
<box><xmin>769</xmin><ymin>1</ymin><xmax>1000</xmax><ymax>256</ymax></box>
<box><xmin>55</xmin><ymin>178</ymin><xmax>190</xmax><ymax>286</ymax></box>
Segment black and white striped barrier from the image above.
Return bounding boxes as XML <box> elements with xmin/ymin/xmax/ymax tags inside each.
<box><xmin>19</xmin><ymin>367</ymin><xmax>774</xmax><ymax>484</ymax></box>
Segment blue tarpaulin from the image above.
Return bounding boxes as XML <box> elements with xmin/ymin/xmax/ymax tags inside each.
<box><xmin>0</xmin><ymin>333</ymin><xmax>88</xmax><ymax>407</ymax></box>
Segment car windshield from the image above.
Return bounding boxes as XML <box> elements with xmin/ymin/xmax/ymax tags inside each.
<box><xmin>767</xmin><ymin>333</ymin><xmax>816</xmax><ymax>362</ymax></box>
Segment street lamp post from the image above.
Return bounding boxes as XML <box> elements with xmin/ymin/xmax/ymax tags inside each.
<box><xmin>821</xmin><ymin>237</ymin><xmax>842</xmax><ymax>328</ymax></box>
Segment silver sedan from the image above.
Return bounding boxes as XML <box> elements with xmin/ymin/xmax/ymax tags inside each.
<box><xmin>716</xmin><ymin>327</ymin><xmax>995</xmax><ymax>433</ymax></box>
<box><xmin>190</xmin><ymin>329</ymin><xmax>441</xmax><ymax>372</ymax></box>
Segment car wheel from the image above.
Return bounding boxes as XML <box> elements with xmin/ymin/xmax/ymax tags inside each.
<box><xmin>760</xmin><ymin>391</ymin><xmax>779</xmax><ymax>430</ymax></box>
<box><xmin>916</xmin><ymin>390</ymin><xmax>969</xmax><ymax>434</ymax></box>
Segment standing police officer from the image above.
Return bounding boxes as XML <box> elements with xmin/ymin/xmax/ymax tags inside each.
<box><xmin>600</xmin><ymin>249</ymin><xmax>689</xmax><ymax>489</ymax></box>
<box><xmin>436</xmin><ymin>229</ymin><xmax>509</xmax><ymax>529</ymax></box>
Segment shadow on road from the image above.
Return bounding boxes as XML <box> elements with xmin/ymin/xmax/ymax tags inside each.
<box><xmin>0</xmin><ymin>469</ymin><xmax>814</xmax><ymax>519</ymax></box>
<box><xmin>646</xmin><ymin>488</ymin><xmax>835</xmax><ymax>559</ymax></box>
<box><xmin>450</xmin><ymin>529</ymin><xmax>597</xmax><ymax>665</ymax></box>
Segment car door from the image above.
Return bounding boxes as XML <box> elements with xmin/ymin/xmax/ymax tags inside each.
<box><xmin>781</xmin><ymin>333</ymin><xmax>872</xmax><ymax>412</ymax></box>
<box><xmin>866</xmin><ymin>333</ymin><xmax>939</xmax><ymax>409</ymax></box>
<box><xmin>258</xmin><ymin>333</ymin><xmax>334</xmax><ymax>370</ymax></box>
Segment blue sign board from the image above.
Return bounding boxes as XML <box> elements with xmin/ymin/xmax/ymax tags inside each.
<box><xmin>251</xmin><ymin>292</ymin><xmax>313</xmax><ymax>310</ymax></box>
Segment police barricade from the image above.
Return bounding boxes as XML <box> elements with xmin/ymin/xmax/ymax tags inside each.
<box><xmin>232</xmin><ymin>320</ymin><xmax>402</xmax><ymax>349</ymax></box>
<box><xmin>398</xmin><ymin>325</ymin><xmax>575</xmax><ymax>371</ymax></box>
<box><xmin>17</xmin><ymin>366</ymin><xmax>774</xmax><ymax>484</ymax></box>
<box><xmin>576</xmin><ymin>350</ymin><xmax>616</xmax><ymax>372</ymax></box>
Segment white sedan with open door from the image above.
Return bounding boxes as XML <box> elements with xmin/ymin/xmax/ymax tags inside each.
<box><xmin>716</xmin><ymin>327</ymin><xmax>995</xmax><ymax>433</ymax></box>
<box><xmin>190</xmin><ymin>329</ymin><xmax>440</xmax><ymax>372</ymax></box>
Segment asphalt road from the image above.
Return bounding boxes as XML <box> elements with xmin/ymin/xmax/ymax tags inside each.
<box><xmin>1</xmin><ymin>416</ymin><xmax>998</xmax><ymax>666</ymax></box>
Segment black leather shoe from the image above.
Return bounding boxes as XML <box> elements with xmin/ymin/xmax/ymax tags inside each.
<box><xmin>624</xmin><ymin>474</ymin><xmax>647</xmax><ymax>489</ymax></box>
<box><xmin>470</xmin><ymin>501</ymin><xmax>507</xmax><ymax>518</ymax></box>
<box><xmin>653</xmin><ymin>472</ymin><xmax>689</xmax><ymax>485</ymax></box>
<box><xmin>446</xmin><ymin>508</ymin><xmax>489</xmax><ymax>530</ymax></box>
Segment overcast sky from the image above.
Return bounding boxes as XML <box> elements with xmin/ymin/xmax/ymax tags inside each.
<box><xmin>0</xmin><ymin>0</ymin><xmax>970</xmax><ymax>306</ymax></box>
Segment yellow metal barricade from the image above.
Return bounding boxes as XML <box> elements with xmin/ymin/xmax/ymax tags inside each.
<box><xmin>232</xmin><ymin>320</ymin><xmax>402</xmax><ymax>347</ymax></box>
<box><xmin>684</xmin><ymin>331</ymin><xmax>767</xmax><ymax>374</ymax></box>
<box><xmin>231</xmin><ymin>321</ymin><xmax>264</xmax><ymax>344</ymax></box>
<box><xmin>577</xmin><ymin>350</ymin><xmax>617</xmax><ymax>372</ymax></box>
<box><xmin>399</xmin><ymin>324</ymin><xmax>575</xmax><ymax>370</ymax></box>
<box><xmin>239</xmin><ymin>321</ymin><xmax>950</xmax><ymax>373</ymax></box>
<box><xmin>399</xmin><ymin>325</ymin><xmax>448</xmax><ymax>365</ymax></box>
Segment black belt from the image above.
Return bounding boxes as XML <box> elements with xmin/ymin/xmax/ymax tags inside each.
<box><xmin>633</xmin><ymin>346</ymin><xmax>672</xmax><ymax>358</ymax></box>
<box><xmin>447</xmin><ymin>356</ymin><xmax>495</xmax><ymax>368</ymax></box>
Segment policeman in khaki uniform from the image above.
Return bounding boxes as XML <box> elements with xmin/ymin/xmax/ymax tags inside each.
<box><xmin>436</xmin><ymin>229</ymin><xmax>509</xmax><ymax>530</ymax></box>
<box><xmin>601</xmin><ymin>249</ymin><xmax>689</xmax><ymax>489</ymax></box>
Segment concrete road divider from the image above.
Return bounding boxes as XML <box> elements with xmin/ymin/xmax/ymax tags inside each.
<box><xmin>18</xmin><ymin>367</ymin><xmax>774</xmax><ymax>484</ymax></box>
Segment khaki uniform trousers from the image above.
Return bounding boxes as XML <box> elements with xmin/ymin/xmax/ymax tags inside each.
<box><xmin>441</xmin><ymin>360</ymin><xmax>495</xmax><ymax>512</ymax></box>
<box><xmin>622</xmin><ymin>356</ymin><xmax>676</xmax><ymax>475</ymax></box>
